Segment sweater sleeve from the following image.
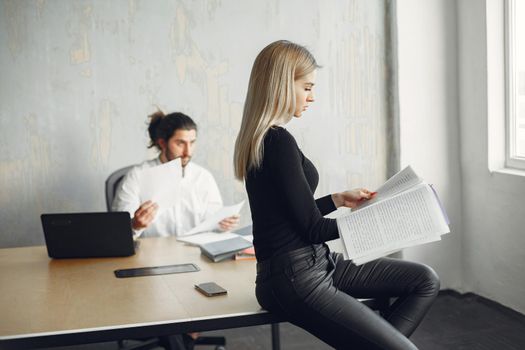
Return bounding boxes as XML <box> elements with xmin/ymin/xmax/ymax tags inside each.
<box><xmin>266</xmin><ymin>130</ymin><xmax>339</xmax><ymax>243</ymax></box>
<box><xmin>315</xmin><ymin>195</ymin><xmax>337</xmax><ymax>216</ymax></box>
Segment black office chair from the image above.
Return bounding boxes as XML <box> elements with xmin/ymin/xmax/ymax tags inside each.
<box><xmin>106</xmin><ymin>166</ymin><xmax>227</xmax><ymax>350</ymax></box>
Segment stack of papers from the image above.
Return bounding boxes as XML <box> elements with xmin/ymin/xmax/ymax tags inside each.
<box><xmin>336</xmin><ymin>166</ymin><xmax>450</xmax><ymax>265</ymax></box>
<box><xmin>199</xmin><ymin>236</ymin><xmax>253</xmax><ymax>262</ymax></box>
<box><xmin>234</xmin><ymin>247</ymin><xmax>256</xmax><ymax>261</ymax></box>
<box><xmin>177</xmin><ymin>223</ymin><xmax>253</xmax><ymax>263</ymax></box>
<box><xmin>178</xmin><ymin>231</ymin><xmax>251</xmax><ymax>246</ymax></box>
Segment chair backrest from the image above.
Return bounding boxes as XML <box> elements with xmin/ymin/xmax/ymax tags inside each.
<box><xmin>105</xmin><ymin>165</ymin><xmax>134</xmax><ymax>211</ymax></box>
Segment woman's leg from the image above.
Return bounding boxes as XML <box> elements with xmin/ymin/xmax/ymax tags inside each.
<box><xmin>256</xmin><ymin>256</ymin><xmax>421</xmax><ymax>350</ymax></box>
<box><xmin>332</xmin><ymin>255</ymin><xmax>440</xmax><ymax>336</ymax></box>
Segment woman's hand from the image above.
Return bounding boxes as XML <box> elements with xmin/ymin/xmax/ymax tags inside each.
<box><xmin>331</xmin><ymin>189</ymin><xmax>376</xmax><ymax>209</ymax></box>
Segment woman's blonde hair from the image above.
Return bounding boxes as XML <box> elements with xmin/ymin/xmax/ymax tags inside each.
<box><xmin>233</xmin><ymin>40</ymin><xmax>319</xmax><ymax>180</ymax></box>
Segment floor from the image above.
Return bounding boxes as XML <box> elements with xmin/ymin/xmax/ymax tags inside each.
<box><xmin>41</xmin><ymin>290</ymin><xmax>525</xmax><ymax>350</ymax></box>
<box><xmin>409</xmin><ymin>291</ymin><xmax>525</xmax><ymax>350</ymax></box>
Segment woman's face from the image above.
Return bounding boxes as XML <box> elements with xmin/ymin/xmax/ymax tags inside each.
<box><xmin>293</xmin><ymin>70</ymin><xmax>316</xmax><ymax>118</ymax></box>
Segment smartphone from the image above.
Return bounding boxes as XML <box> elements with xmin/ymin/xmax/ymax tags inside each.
<box><xmin>114</xmin><ymin>263</ymin><xmax>200</xmax><ymax>278</ymax></box>
<box><xmin>195</xmin><ymin>282</ymin><xmax>228</xmax><ymax>297</ymax></box>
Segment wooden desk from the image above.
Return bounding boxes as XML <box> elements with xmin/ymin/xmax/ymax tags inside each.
<box><xmin>0</xmin><ymin>237</ymin><xmax>283</xmax><ymax>349</ymax></box>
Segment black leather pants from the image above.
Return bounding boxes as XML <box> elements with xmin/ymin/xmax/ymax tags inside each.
<box><xmin>255</xmin><ymin>244</ymin><xmax>440</xmax><ymax>350</ymax></box>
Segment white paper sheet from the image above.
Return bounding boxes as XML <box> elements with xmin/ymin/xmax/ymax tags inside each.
<box><xmin>337</xmin><ymin>184</ymin><xmax>450</xmax><ymax>265</ymax></box>
<box><xmin>351</xmin><ymin>235</ymin><xmax>442</xmax><ymax>265</ymax></box>
<box><xmin>180</xmin><ymin>201</ymin><xmax>245</xmax><ymax>236</ymax></box>
<box><xmin>356</xmin><ymin>165</ymin><xmax>422</xmax><ymax>210</ymax></box>
<box><xmin>137</xmin><ymin>158</ymin><xmax>183</xmax><ymax>210</ymax></box>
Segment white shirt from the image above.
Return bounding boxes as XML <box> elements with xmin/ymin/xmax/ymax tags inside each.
<box><xmin>112</xmin><ymin>158</ymin><xmax>223</xmax><ymax>238</ymax></box>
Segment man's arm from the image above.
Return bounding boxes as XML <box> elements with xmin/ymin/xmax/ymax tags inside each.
<box><xmin>218</xmin><ymin>215</ymin><xmax>240</xmax><ymax>231</ymax></box>
<box><xmin>112</xmin><ymin>169</ymin><xmax>141</xmax><ymax>214</ymax></box>
<box><xmin>201</xmin><ymin>171</ymin><xmax>240</xmax><ymax>232</ymax></box>
<box><xmin>130</xmin><ymin>200</ymin><xmax>158</xmax><ymax>231</ymax></box>
<box><xmin>202</xmin><ymin>171</ymin><xmax>223</xmax><ymax>217</ymax></box>
<box><xmin>112</xmin><ymin>169</ymin><xmax>157</xmax><ymax>237</ymax></box>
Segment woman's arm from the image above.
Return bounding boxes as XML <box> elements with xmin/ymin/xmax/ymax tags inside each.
<box><xmin>315</xmin><ymin>195</ymin><xmax>337</xmax><ymax>216</ymax></box>
<box><xmin>331</xmin><ymin>189</ymin><xmax>375</xmax><ymax>209</ymax></box>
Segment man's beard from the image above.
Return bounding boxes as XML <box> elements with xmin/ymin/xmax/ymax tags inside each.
<box><xmin>166</xmin><ymin>150</ymin><xmax>191</xmax><ymax>167</ymax></box>
<box><xmin>180</xmin><ymin>157</ymin><xmax>191</xmax><ymax>167</ymax></box>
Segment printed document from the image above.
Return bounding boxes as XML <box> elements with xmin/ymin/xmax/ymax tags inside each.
<box><xmin>181</xmin><ymin>201</ymin><xmax>245</xmax><ymax>236</ymax></box>
<box><xmin>336</xmin><ymin>166</ymin><xmax>450</xmax><ymax>265</ymax></box>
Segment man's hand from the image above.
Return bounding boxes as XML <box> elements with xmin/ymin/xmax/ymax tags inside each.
<box><xmin>131</xmin><ymin>200</ymin><xmax>159</xmax><ymax>230</ymax></box>
<box><xmin>331</xmin><ymin>188</ymin><xmax>376</xmax><ymax>209</ymax></box>
<box><xmin>218</xmin><ymin>215</ymin><xmax>240</xmax><ymax>232</ymax></box>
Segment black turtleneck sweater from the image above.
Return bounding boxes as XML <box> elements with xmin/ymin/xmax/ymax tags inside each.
<box><xmin>245</xmin><ymin>126</ymin><xmax>339</xmax><ymax>261</ymax></box>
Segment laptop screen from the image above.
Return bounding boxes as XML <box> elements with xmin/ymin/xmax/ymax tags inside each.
<box><xmin>41</xmin><ymin>212</ymin><xmax>135</xmax><ymax>258</ymax></box>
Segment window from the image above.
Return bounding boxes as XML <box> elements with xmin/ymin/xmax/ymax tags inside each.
<box><xmin>505</xmin><ymin>0</ymin><xmax>525</xmax><ymax>169</ymax></box>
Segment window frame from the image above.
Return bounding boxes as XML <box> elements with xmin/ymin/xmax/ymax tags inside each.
<box><xmin>505</xmin><ymin>0</ymin><xmax>525</xmax><ymax>170</ymax></box>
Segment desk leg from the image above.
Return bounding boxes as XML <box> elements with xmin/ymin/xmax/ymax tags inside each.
<box><xmin>271</xmin><ymin>323</ymin><xmax>280</xmax><ymax>350</ymax></box>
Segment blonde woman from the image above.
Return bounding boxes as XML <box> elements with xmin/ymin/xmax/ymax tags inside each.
<box><xmin>234</xmin><ymin>40</ymin><xmax>439</xmax><ymax>350</ymax></box>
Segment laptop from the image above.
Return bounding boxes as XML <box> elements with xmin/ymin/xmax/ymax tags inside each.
<box><xmin>41</xmin><ymin>212</ymin><xmax>136</xmax><ymax>258</ymax></box>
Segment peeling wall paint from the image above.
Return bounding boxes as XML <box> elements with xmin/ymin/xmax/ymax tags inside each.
<box><xmin>0</xmin><ymin>0</ymin><xmax>390</xmax><ymax>247</ymax></box>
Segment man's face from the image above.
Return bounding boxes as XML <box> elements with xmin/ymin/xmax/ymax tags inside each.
<box><xmin>159</xmin><ymin>129</ymin><xmax>197</xmax><ymax>167</ymax></box>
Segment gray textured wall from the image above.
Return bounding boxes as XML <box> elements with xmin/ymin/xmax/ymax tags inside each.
<box><xmin>0</xmin><ymin>0</ymin><xmax>390</xmax><ymax>248</ymax></box>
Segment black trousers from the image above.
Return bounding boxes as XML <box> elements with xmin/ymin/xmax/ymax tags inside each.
<box><xmin>255</xmin><ymin>244</ymin><xmax>440</xmax><ymax>350</ymax></box>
